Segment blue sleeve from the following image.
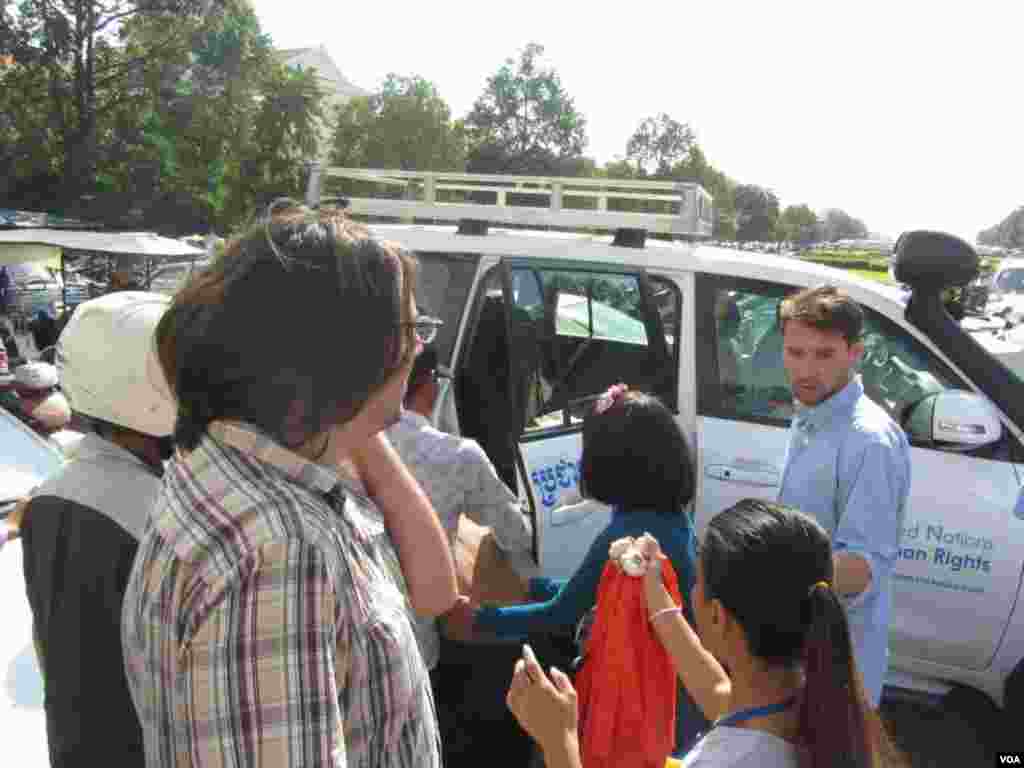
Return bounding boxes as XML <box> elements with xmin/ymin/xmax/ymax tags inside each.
<box><xmin>528</xmin><ymin>577</ymin><xmax>564</xmax><ymax>602</ymax></box>
<box><xmin>660</xmin><ymin>520</ymin><xmax>697</xmax><ymax>613</ymax></box>
<box><xmin>834</xmin><ymin>432</ymin><xmax>910</xmax><ymax>603</ymax></box>
<box><xmin>476</xmin><ymin>527</ymin><xmax>615</xmax><ymax>638</ymax></box>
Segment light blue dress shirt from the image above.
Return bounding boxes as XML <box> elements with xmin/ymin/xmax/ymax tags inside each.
<box><xmin>778</xmin><ymin>375</ymin><xmax>911</xmax><ymax>706</ymax></box>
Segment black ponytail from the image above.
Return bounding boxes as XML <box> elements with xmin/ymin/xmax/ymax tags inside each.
<box><xmin>800</xmin><ymin>583</ymin><xmax>881</xmax><ymax>768</ymax></box>
<box><xmin>702</xmin><ymin>500</ymin><xmax>904</xmax><ymax>768</ymax></box>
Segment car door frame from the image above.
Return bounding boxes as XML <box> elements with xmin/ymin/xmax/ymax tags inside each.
<box><xmin>692</xmin><ymin>269</ymin><xmax>1024</xmax><ymax>672</ymax></box>
<box><xmin>494</xmin><ymin>256</ymin><xmax>683</xmax><ymax>577</ymax></box>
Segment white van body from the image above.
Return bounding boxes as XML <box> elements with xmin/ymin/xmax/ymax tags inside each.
<box><xmin>353</xmin><ymin>221</ymin><xmax>1024</xmax><ymax>715</ymax></box>
<box><xmin>307</xmin><ymin>169</ymin><xmax>1024</xmax><ymax>715</ymax></box>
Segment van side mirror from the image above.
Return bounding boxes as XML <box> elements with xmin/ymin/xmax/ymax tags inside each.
<box><xmin>905</xmin><ymin>391</ymin><xmax>1002</xmax><ymax>451</ymax></box>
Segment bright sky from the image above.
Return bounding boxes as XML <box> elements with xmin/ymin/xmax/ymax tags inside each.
<box><xmin>252</xmin><ymin>1</ymin><xmax>1022</xmax><ymax>242</ymax></box>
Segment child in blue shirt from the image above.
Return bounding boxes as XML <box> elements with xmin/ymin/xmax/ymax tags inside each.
<box><xmin>473</xmin><ymin>384</ymin><xmax>707</xmax><ymax>753</ymax></box>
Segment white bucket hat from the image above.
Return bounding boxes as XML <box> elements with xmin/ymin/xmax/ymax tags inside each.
<box><xmin>57</xmin><ymin>291</ymin><xmax>176</xmax><ymax>438</ymax></box>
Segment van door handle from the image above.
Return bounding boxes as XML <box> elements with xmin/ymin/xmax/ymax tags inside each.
<box><xmin>705</xmin><ymin>464</ymin><xmax>780</xmax><ymax>487</ymax></box>
<box><xmin>551</xmin><ymin>497</ymin><xmax>601</xmax><ymax>527</ymax></box>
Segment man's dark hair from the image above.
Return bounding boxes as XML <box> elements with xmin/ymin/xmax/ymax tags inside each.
<box><xmin>777</xmin><ymin>284</ymin><xmax>864</xmax><ymax>344</ymax></box>
<box><xmin>156</xmin><ymin>204</ymin><xmax>418</xmax><ymax>451</ymax></box>
<box><xmin>406</xmin><ymin>344</ymin><xmax>438</xmax><ymax>404</ymax></box>
<box><xmin>580</xmin><ymin>391</ymin><xmax>694</xmax><ymax>514</ymax></box>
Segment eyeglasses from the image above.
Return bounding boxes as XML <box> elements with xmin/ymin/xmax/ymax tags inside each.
<box><xmin>403</xmin><ymin>316</ymin><xmax>444</xmax><ymax>345</ymax></box>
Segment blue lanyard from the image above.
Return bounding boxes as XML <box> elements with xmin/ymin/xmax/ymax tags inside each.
<box><xmin>712</xmin><ymin>697</ymin><xmax>797</xmax><ymax>730</ymax></box>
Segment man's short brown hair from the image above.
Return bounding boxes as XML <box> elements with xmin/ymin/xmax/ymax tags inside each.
<box><xmin>777</xmin><ymin>285</ymin><xmax>864</xmax><ymax>344</ymax></box>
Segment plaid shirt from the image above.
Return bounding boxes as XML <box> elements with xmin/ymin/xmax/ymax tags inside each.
<box><xmin>122</xmin><ymin>421</ymin><xmax>441</xmax><ymax>768</ymax></box>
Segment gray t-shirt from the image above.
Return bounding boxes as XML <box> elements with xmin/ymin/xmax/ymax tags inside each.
<box><xmin>682</xmin><ymin>727</ymin><xmax>800</xmax><ymax>767</ymax></box>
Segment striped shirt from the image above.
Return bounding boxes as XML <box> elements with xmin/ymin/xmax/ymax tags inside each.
<box><xmin>386</xmin><ymin>409</ymin><xmax>534</xmax><ymax>669</ymax></box>
<box><xmin>122</xmin><ymin>420</ymin><xmax>441</xmax><ymax>768</ymax></box>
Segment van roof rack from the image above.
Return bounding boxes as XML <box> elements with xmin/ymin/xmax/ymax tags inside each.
<box><xmin>305</xmin><ymin>166</ymin><xmax>714</xmax><ymax>240</ymax></box>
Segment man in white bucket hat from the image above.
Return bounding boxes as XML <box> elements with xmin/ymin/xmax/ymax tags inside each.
<box><xmin>16</xmin><ymin>291</ymin><xmax>175</xmax><ymax>767</ymax></box>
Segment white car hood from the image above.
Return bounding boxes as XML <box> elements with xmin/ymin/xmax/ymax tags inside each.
<box><xmin>0</xmin><ymin>409</ymin><xmax>66</xmax><ymax>502</ymax></box>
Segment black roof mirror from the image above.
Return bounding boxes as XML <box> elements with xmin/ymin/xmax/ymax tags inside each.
<box><xmin>893</xmin><ymin>230</ymin><xmax>979</xmax><ymax>291</ymax></box>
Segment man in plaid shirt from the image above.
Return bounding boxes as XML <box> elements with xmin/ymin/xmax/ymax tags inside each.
<box><xmin>122</xmin><ymin>205</ymin><xmax>458</xmax><ymax>767</ymax></box>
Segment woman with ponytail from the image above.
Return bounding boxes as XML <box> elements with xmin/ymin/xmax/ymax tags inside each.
<box><xmin>506</xmin><ymin>499</ymin><xmax>903</xmax><ymax>768</ymax></box>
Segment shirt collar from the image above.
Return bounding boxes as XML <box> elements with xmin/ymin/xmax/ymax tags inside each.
<box><xmin>792</xmin><ymin>374</ymin><xmax>863</xmax><ymax>433</ymax></box>
<box><xmin>398</xmin><ymin>408</ymin><xmax>431</xmax><ymax>429</ymax></box>
<box><xmin>207</xmin><ymin>420</ymin><xmax>340</xmax><ymax>494</ymax></box>
<box><xmin>74</xmin><ymin>432</ymin><xmax>162</xmax><ymax>476</ymax></box>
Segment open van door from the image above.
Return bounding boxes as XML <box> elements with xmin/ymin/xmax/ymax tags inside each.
<box><xmin>496</xmin><ymin>259</ymin><xmax>682</xmax><ymax>581</ymax></box>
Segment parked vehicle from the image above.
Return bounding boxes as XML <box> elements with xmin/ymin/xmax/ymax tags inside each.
<box><xmin>0</xmin><ymin>406</ymin><xmax>68</xmax><ymax>518</ymax></box>
<box><xmin>147</xmin><ymin>259</ymin><xmax>210</xmax><ymax>296</ymax></box>
<box><xmin>6</xmin><ymin>263</ymin><xmax>63</xmax><ymax>326</ymax></box>
<box><xmin>307</xmin><ymin>168</ymin><xmax>1024</xmax><ymax>723</ymax></box>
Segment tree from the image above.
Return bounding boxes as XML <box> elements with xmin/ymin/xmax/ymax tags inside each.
<box><xmin>330</xmin><ymin>74</ymin><xmax>465</xmax><ymax>172</ymax></box>
<box><xmin>3</xmin><ymin>0</ymin><xmax>217</xmax><ymax>212</ymax></box>
<box><xmin>779</xmin><ymin>204</ymin><xmax>820</xmax><ymax>244</ymax></box>
<box><xmin>821</xmin><ymin>208</ymin><xmax>868</xmax><ymax>242</ymax></box>
<box><xmin>0</xmin><ymin>61</ymin><xmax>62</xmax><ymax>207</ymax></box>
<box><xmin>671</xmin><ymin>142</ymin><xmax>736</xmax><ymax>239</ymax></box>
<box><xmin>734</xmin><ymin>184</ymin><xmax>780</xmax><ymax>242</ymax></box>
<box><xmin>464</xmin><ymin>42</ymin><xmax>587</xmax><ymax>174</ymax></box>
<box><xmin>625</xmin><ymin>113</ymin><xmax>695</xmax><ymax>177</ymax></box>
<box><xmin>70</xmin><ymin>0</ymin><xmax>323</xmax><ymax>232</ymax></box>
<box><xmin>978</xmin><ymin>207</ymin><xmax>1024</xmax><ymax>249</ymax></box>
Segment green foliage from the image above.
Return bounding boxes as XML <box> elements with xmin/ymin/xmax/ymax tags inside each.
<box><xmin>330</xmin><ymin>74</ymin><xmax>465</xmax><ymax>172</ymax></box>
<box><xmin>626</xmin><ymin>113</ymin><xmax>694</xmax><ymax>177</ymax></box>
<box><xmin>3</xmin><ymin>0</ymin><xmax>214</xmax><ymax>208</ymax></box>
<box><xmin>734</xmin><ymin>184</ymin><xmax>780</xmax><ymax>242</ymax></box>
<box><xmin>978</xmin><ymin>207</ymin><xmax>1024</xmax><ymax>249</ymax></box>
<box><xmin>820</xmin><ymin>208</ymin><xmax>868</xmax><ymax>242</ymax></box>
<box><xmin>779</xmin><ymin>203</ymin><xmax>819</xmax><ymax>243</ymax></box>
<box><xmin>1</xmin><ymin>0</ymin><xmax>325</xmax><ymax>233</ymax></box>
<box><xmin>464</xmin><ymin>42</ymin><xmax>588</xmax><ymax>174</ymax></box>
<box><xmin>800</xmin><ymin>249</ymin><xmax>891</xmax><ymax>272</ymax></box>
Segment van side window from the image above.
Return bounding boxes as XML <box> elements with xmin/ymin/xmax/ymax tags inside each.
<box><xmin>511</xmin><ymin>268</ymin><xmax>679</xmax><ymax>432</ymax></box>
<box><xmin>695</xmin><ymin>276</ymin><xmax>1011</xmax><ymax>457</ymax></box>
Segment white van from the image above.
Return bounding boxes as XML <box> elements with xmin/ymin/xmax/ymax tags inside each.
<box><xmin>311</xmin><ymin>169</ymin><xmax>1024</xmax><ymax>722</ymax></box>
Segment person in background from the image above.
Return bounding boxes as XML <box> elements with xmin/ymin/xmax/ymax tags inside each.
<box><xmin>11</xmin><ymin>361</ymin><xmax>70</xmax><ymax>434</ymax></box>
<box><xmin>386</xmin><ymin>342</ymin><xmax>534</xmax><ymax>765</ymax></box>
<box><xmin>1</xmin><ymin>321</ymin><xmax>22</xmax><ymax>364</ymax></box>
<box><xmin>122</xmin><ymin>203</ymin><xmax>456</xmax><ymax>768</ymax></box>
<box><xmin>507</xmin><ymin>500</ymin><xmax>904</xmax><ymax>768</ymax></box>
<box><xmin>29</xmin><ymin>308</ymin><xmax>59</xmax><ymax>355</ymax></box>
<box><xmin>16</xmin><ymin>292</ymin><xmax>176</xmax><ymax>767</ymax></box>
<box><xmin>388</xmin><ymin>342</ymin><xmax>534</xmax><ymax>665</ymax></box>
<box><xmin>450</xmin><ymin>384</ymin><xmax>708</xmax><ymax>757</ymax></box>
<box><xmin>0</xmin><ymin>337</ymin><xmax>15</xmax><ymax>411</ymax></box>
<box><xmin>109</xmin><ymin>267</ymin><xmax>142</xmax><ymax>292</ymax></box>
<box><xmin>777</xmin><ymin>285</ymin><xmax>911</xmax><ymax>707</ymax></box>
<box><xmin>0</xmin><ymin>265</ymin><xmax>10</xmax><ymax>314</ymax></box>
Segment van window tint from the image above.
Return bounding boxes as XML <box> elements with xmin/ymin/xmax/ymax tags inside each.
<box><xmin>698</xmin><ymin>276</ymin><xmax>972</xmax><ymax>440</ymax></box>
<box><xmin>511</xmin><ymin>267</ymin><xmax>678</xmax><ymax>432</ymax></box>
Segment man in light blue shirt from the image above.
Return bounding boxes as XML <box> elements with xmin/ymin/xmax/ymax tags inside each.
<box><xmin>777</xmin><ymin>285</ymin><xmax>911</xmax><ymax>707</ymax></box>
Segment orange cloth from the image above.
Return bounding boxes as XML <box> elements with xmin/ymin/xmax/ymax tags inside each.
<box><xmin>575</xmin><ymin>560</ymin><xmax>683</xmax><ymax>768</ymax></box>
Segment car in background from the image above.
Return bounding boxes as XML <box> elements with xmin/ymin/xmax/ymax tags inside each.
<box><xmin>986</xmin><ymin>257</ymin><xmax>1024</xmax><ymax>320</ymax></box>
<box><xmin>5</xmin><ymin>263</ymin><xmax>63</xmax><ymax>328</ymax></box>
<box><xmin>147</xmin><ymin>259</ymin><xmax>210</xmax><ymax>296</ymax></box>
<box><xmin>0</xmin><ymin>406</ymin><xmax>67</xmax><ymax>518</ymax></box>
